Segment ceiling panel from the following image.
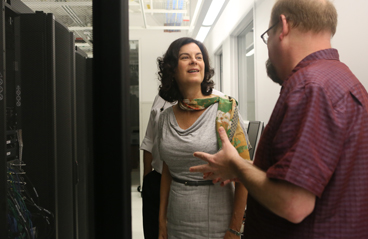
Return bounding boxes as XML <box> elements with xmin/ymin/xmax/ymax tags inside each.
<box><xmin>20</xmin><ymin>0</ymin><xmax>201</xmax><ymax>57</ymax></box>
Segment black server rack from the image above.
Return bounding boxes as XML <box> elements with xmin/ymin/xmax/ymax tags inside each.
<box><xmin>54</xmin><ymin>20</ymin><xmax>75</xmax><ymax>239</ymax></box>
<box><xmin>2</xmin><ymin>0</ymin><xmax>132</xmax><ymax>237</ymax></box>
<box><xmin>6</xmin><ymin>4</ymin><xmax>43</xmax><ymax>238</ymax></box>
<box><xmin>6</xmin><ymin>8</ymin><xmax>92</xmax><ymax>239</ymax></box>
<box><xmin>85</xmin><ymin>57</ymin><xmax>94</xmax><ymax>239</ymax></box>
<box><xmin>75</xmin><ymin>48</ymin><xmax>93</xmax><ymax>239</ymax></box>
<box><xmin>14</xmin><ymin>12</ymin><xmax>76</xmax><ymax>238</ymax></box>
<box><xmin>5</xmin><ymin>5</ymin><xmax>23</xmax><ymax>238</ymax></box>
<box><xmin>15</xmin><ymin>12</ymin><xmax>57</xmax><ymax>238</ymax></box>
<box><xmin>0</xmin><ymin>0</ymin><xmax>7</xmax><ymax>238</ymax></box>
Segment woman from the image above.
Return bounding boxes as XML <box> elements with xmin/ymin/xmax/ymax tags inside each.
<box><xmin>157</xmin><ymin>37</ymin><xmax>250</xmax><ymax>239</ymax></box>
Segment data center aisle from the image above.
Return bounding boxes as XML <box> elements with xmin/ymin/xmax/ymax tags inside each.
<box><xmin>132</xmin><ymin>190</ymin><xmax>144</xmax><ymax>239</ymax></box>
<box><xmin>132</xmin><ymin>166</ymin><xmax>144</xmax><ymax>239</ymax></box>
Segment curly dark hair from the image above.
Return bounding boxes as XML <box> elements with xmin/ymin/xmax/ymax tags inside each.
<box><xmin>157</xmin><ymin>37</ymin><xmax>215</xmax><ymax>102</ymax></box>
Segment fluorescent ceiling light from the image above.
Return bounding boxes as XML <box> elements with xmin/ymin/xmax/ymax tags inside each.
<box><xmin>190</xmin><ymin>0</ymin><xmax>203</xmax><ymax>30</ymax></box>
<box><xmin>246</xmin><ymin>48</ymin><xmax>254</xmax><ymax>57</ymax></box>
<box><xmin>196</xmin><ymin>26</ymin><xmax>211</xmax><ymax>42</ymax></box>
<box><xmin>202</xmin><ymin>0</ymin><xmax>226</xmax><ymax>26</ymax></box>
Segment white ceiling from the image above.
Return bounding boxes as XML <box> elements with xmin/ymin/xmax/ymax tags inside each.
<box><xmin>20</xmin><ymin>0</ymin><xmax>204</xmax><ymax>57</ymax></box>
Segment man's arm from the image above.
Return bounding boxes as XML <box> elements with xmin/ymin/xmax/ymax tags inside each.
<box><xmin>235</xmin><ymin>159</ymin><xmax>315</xmax><ymax>223</ymax></box>
<box><xmin>190</xmin><ymin>127</ymin><xmax>315</xmax><ymax>224</ymax></box>
<box><xmin>143</xmin><ymin>150</ymin><xmax>153</xmax><ymax>177</ymax></box>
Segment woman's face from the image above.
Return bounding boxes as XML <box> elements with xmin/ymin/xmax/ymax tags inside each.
<box><xmin>174</xmin><ymin>43</ymin><xmax>205</xmax><ymax>87</ymax></box>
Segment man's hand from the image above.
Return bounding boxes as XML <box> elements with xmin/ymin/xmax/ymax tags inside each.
<box><xmin>190</xmin><ymin>127</ymin><xmax>245</xmax><ymax>183</ymax></box>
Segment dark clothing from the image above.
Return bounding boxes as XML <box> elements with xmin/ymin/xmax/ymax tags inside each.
<box><xmin>244</xmin><ymin>49</ymin><xmax>368</xmax><ymax>238</ymax></box>
<box><xmin>142</xmin><ymin>170</ymin><xmax>161</xmax><ymax>239</ymax></box>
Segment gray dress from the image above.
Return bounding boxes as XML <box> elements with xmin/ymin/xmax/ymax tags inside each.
<box><xmin>158</xmin><ymin>103</ymin><xmax>246</xmax><ymax>239</ymax></box>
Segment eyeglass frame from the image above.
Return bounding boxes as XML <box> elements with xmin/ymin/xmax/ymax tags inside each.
<box><xmin>260</xmin><ymin>20</ymin><xmax>280</xmax><ymax>44</ymax></box>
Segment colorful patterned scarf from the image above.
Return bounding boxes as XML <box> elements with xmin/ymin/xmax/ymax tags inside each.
<box><xmin>179</xmin><ymin>95</ymin><xmax>250</xmax><ymax>160</ymax></box>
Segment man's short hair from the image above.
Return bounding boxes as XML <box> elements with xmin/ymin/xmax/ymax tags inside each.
<box><xmin>271</xmin><ymin>0</ymin><xmax>338</xmax><ymax>36</ymax></box>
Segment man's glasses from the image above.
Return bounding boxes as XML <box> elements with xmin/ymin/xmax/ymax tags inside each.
<box><xmin>260</xmin><ymin>20</ymin><xmax>280</xmax><ymax>44</ymax></box>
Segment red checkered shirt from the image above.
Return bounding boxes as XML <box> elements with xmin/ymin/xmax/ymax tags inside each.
<box><xmin>244</xmin><ymin>49</ymin><xmax>368</xmax><ymax>238</ymax></box>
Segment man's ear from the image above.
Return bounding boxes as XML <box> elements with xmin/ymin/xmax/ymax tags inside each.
<box><xmin>279</xmin><ymin>14</ymin><xmax>290</xmax><ymax>41</ymax></box>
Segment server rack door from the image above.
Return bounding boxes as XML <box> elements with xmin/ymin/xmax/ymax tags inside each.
<box><xmin>15</xmin><ymin>12</ymin><xmax>57</xmax><ymax>238</ymax></box>
<box><xmin>0</xmin><ymin>0</ymin><xmax>7</xmax><ymax>237</ymax></box>
<box><xmin>55</xmin><ymin>20</ymin><xmax>75</xmax><ymax>239</ymax></box>
<box><xmin>5</xmin><ymin>6</ymin><xmax>24</xmax><ymax>238</ymax></box>
<box><xmin>75</xmin><ymin>48</ymin><xmax>90</xmax><ymax>239</ymax></box>
<box><xmin>85</xmin><ymin>57</ymin><xmax>94</xmax><ymax>239</ymax></box>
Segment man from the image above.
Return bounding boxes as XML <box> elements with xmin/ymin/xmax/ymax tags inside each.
<box><xmin>140</xmin><ymin>89</ymin><xmax>225</xmax><ymax>239</ymax></box>
<box><xmin>190</xmin><ymin>0</ymin><xmax>368</xmax><ymax>238</ymax></box>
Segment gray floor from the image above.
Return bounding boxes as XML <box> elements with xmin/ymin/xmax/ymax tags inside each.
<box><xmin>132</xmin><ymin>190</ymin><xmax>144</xmax><ymax>239</ymax></box>
<box><xmin>132</xmin><ymin>169</ymin><xmax>144</xmax><ymax>239</ymax></box>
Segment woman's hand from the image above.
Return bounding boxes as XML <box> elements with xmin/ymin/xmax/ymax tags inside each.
<box><xmin>158</xmin><ymin>221</ymin><xmax>168</xmax><ymax>239</ymax></box>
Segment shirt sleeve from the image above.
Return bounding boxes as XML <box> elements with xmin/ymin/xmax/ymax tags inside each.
<box><xmin>140</xmin><ymin>95</ymin><xmax>161</xmax><ymax>153</ymax></box>
<box><xmin>140</xmin><ymin>109</ymin><xmax>156</xmax><ymax>153</ymax></box>
<box><xmin>266</xmin><ymin>82</ymin><xmax>346</xmax><ymax>197</ymax></box>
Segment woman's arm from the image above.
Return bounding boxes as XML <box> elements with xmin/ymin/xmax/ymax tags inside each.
<box><xmin>225</xmin><ymin>182</ymin><xmax>247</xmax><ymax>238</ymax></box>
<box><xmin>159</xmin><ymin>162</ymin><xmax>172</xmax><ymax>239</ymax></box>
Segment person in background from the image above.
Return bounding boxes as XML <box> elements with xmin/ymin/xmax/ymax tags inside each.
<box><xmin>156</xmin><ymin>37</ymin><xmax>251</xmax><ymax>239</ymax></box>
<box><xmin>140</xmin><ymin>94</ymin><xmax>173</xmax><ymax>239</ymax></box>
<box><xmin>140</xmin><ymin>74</ymin><xmax>226</xmax><ymax>239</ymax></box>
<box><xmin>190</xmin><ymin>0</ymin><xmax>368</xmax><ymax>238</ymax></box>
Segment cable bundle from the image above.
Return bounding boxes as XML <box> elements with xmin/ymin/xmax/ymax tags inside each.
<box><xmin>7</xmin><ymin>166</ymin><xmax>55</xmax><ymax>239</ymax></box>
<box><xmin>7</xmin><ymin>167</ymin><xmax>34</xmax><ymax>239</ymax></box>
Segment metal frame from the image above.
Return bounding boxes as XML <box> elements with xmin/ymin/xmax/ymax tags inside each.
<box><xmin>92</xmin><ymin>0</ymin><xmax>131</xmax><ymax>238</ymax></box>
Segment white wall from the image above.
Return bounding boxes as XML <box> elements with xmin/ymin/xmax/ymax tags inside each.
<box><xmin>204</xmin><ymin>0</ymin><xmax>368</xmax><ymax>124</ymax></box>
<box><xmin>131</xmin><ymin>29</ymin><xmax>186</xmax><ymax>138</ymax></box>
<box><xmin>204</xmin><ymin>0</ymin><xmax>254</xmax><ymax>99</ymax></box>
<box><xmin>131</xmin><ymin>30</ymin><xmax>186</xmax><ymax>184</ymax></box>
<box><xmin>332</xmin><ymin>0</ymin><xmax>368</xmax><ymax>89</ymax></box>
<box><xmin>130</xmin><ymin>30</ymin><xmax>187</xmax><ymax>103</ymax></box>
<box><xmin>221</xmin><ymin>37</ymin><xmax>238</xmax><ymax>98</ymax></box>
<box><xmin>253</xmin><ymin>0</ymin><xmax>280</xmax><ymax>124</ymax></box>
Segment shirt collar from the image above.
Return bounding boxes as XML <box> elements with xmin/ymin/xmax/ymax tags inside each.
<box><xmin>290</xmin><ymin>48</ymin><xmax>339</xmax><ymax>79</ymax></box>
<box><xmin>280</xmin><ymin>48</ymin><xmax>340</xmax><ymax>92</ymax></box>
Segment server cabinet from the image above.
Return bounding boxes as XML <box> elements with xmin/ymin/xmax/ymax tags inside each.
<box><xmin>75</xmin><ymin>48</ymin><xmax>93</xmax><ymax>239</ymax></box>
<box><xmin>5</xmin><ymin>6</ymin><xmax>26</xmax><ymax>238</ymax></box>
<box><xmin>15</xmin><ymin>12</ymin><xmax>57</xmax><ymax>238</ymax></box>
<box><xmin>0</xmin><ymin>0</ymin><xmax>7</xmax><ymax>237</ymax></box>
<box><xmin>85</xmin><ymin>57</ymin><xmax>94</xmax><ymax>239</ymax></box>
<box><xmin>54</xmin><ymin>20</ymin><xmax>75</xmax><ymax>239</ymax></box>
<box><xmin>15</xmin><ymin>12</ymin><xmax>76</xmax><ymax>238</ymax></box>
